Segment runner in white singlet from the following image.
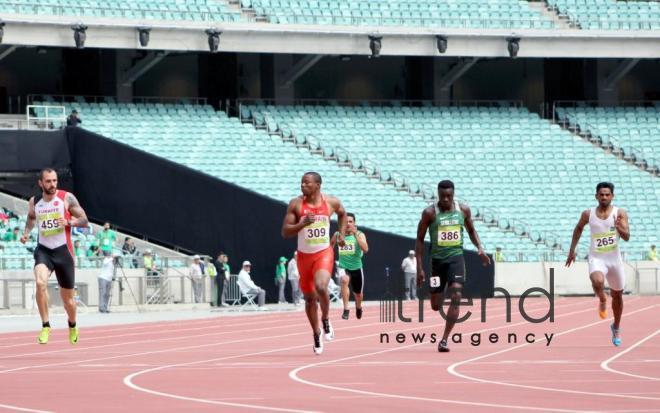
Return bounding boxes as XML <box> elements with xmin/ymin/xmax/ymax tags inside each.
<box><xmin>566</xmin><ymin>182</ymin><xmax>630</xmax><ymax>346</ymax></box>
<box><xmin>21</xmin><ymin>168</ymin><xmax>89</xmax><ymax>345</ymax></box>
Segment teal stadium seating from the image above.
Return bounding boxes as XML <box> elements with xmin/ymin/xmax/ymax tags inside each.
<box><xmin>556</xmin><ymin>105</ymin><xmax>660</xmax><ymax>172</ymax></box>
<box><xmin>547</xmin><ymin>0</ymin><xmax>660</xmax><ymax>30</ymax></box>
<box><xmin>245</xmin><ymin>103</ymin><xmax>659</xmax><ymax>260</ymax></box>
<box><xmin>30</xmin><ymin>100</ymin><xmax>658</xmax><ymax>261</ymax></box>
<box><xmin>243</xmin><ymin>0</ymin><xmax>556</xmax><ymax>29</ymax></box>
<box><xmin>0</xmin><ymin>0</ymin><xmax>243</xmax><ymax>22</ymax></box>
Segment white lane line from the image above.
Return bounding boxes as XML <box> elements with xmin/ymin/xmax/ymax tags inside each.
<box><xmin>0</xmin><ymin>403</ymin><xmax>53</xmax><ymax>413</ymax></box>
<box><xmin>288</xmin><ymin>301</ymin><xmax>610</xmax><ymax>413</ymax></box>
<box><xmin>600</xmin><ymin>329</ymin><xmax>660</xmax><ymax>381</ymax></box>
<box><xmin>124</xmin><ymin>296</ymin><xmax>567</xmax><ymax>412</ymax></box>
<box><xmin>447</xmin><ymin>303</ymin><xmax>660</xmax><ymax>402</ymax></box>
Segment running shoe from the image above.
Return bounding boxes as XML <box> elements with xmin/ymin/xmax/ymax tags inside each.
<box><xmin>313</xmin><ymin>331</ymin><xmax>323</xmax><ymax>355</ymax></box>
<box><xmin>356</xmin><ymin>307</ymin><xmax>363</xmax><ymax>320</ymax></box>
<box><xmin>37</xmin><ymin>327</ymin><xmax>50</xmax><ymax>344</ymax></box>
<box><xmin>438</xmin><ymin>339</ymin><xmax>450</xmax><ymax>353</ymax></box>
<box><xmin>341</xmin><ymin>309</ymin><xmax>349</xmax><ymax>320</ymax></box>
<box><xmin>322</xmin><ymin>318</ymin><xmax>334</xmax><ymax>341</ymax></box>
<box><xmin>598</xmin><ymin>300</ymin><xmax>608</xmax><ymax>319</ymax></box>
<box><xmin>610</xmin><ymin>324</ymin><xmax>621</xmax><ymax>347</ymax></box>
<box><xmin>69</xmin><ymin>327</ymin><xmax>79</xmax><ymax>345</ymax></box>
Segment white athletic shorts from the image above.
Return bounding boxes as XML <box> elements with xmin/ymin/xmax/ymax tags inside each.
<box><xmin>588</xmin><ymin>256</ymin><xmax>625</xmax><ymax>291</ymax></box>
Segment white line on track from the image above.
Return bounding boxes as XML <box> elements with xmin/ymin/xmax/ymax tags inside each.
<box><xmin>600</xmin><ymin>329</ymin><xmax>660</xmax><ymax>381</ymax></box>
<box><xmin>447</xmin><ymin>303</ymin><xmax>660</xmax><ymax>402</ymax></box>
<box><xmin>0</xmin><ymin>403</ymin><xmax>53</xmax><ymax>413</ymax></box>
<box><xmin>124</xmin><ymin>297</ymin><xmax>567</xmax><ymax>412</ymax></box>
<box><xmin>288</xmin><ymin>300</ymin><xmax>622</xmax><ymax>413</ymax></box>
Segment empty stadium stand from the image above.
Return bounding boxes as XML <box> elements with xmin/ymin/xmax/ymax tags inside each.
<box><xmin>547</xmin><ymin>0</ymin><xmax>660</xmax><ymax>30</ymax></box>
<box><xmin>0</xmin><ymin>0</ymin><xmax>243</xmax><ymax>22</ymax></box>
<box><xmin>244</xmin><ymin>102</ymin><xmax>659</xmax><ymax>260</ymax></box>
<box><xmin>243</xmin><ymin>0</ymin><xmax>556</xmax><ymax>29</ymax></box>
<box><xmin>556</xmin><ymin>104</ymin><xmax>660</xmax><ymax>174</ymax></box>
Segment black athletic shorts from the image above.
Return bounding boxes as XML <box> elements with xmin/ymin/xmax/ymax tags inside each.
<box><xmin>338</xmin><ymin>267</ymin><xmax>364</xmax><ymax>294</ymax></box>
<box><xmin>429</xmin><ymin>255</ymin><xmax>466</xmax><ymax>294</ymax></box>
<box><xmin>34</xmin><ymin>244</ymin><xmax>75</xmax><ymax>289</ymax></box>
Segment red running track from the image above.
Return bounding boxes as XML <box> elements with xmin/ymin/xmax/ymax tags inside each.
<box><xmin>0</xmin><ymin>296</ymin><xmax>659</xmax><ymax>412</ymax></box>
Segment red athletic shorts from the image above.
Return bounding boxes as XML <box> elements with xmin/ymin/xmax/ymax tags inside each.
<box><xmin>296</xmin><ymin>248</ymin><xmax>334</xmax><ymax>294</ymax></box>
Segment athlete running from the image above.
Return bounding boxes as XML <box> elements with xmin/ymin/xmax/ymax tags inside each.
<box><xmin>282</xmin><ymin>172</ymin><xmax>347</xmax><ymax>355</ymax></box>
<box><xmin>416</xmin><ymin>180</ymin><xmax>490</xmax><ymax>352</ymax></box>
<box><xmin>331</xmin><ymin>212</ymin><xmax>368</xmax><ymax>320</ymax></box>
<box><xmin>566</xmin><ymin>182</ymin><xmax>629</xmax><ymax>346</ymax></box>
<box><xmin>20</xmin><ymin>168</ymin><xmax>89</xmax><ymax>344</ymax></box>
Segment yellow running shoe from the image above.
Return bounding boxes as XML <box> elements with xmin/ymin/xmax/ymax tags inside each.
<box><xmin>69</xmin><ymin>327</ymin><xmax>79</xmax><ymax>344</ymax></box>
<box><xmin>598</xmin><ymin>301</ymin><xmax>608</xmax><ymax>319</ymax></box>
<box><xmin>37</xmin><ymin>327</ymin><xmax>50</xmax><ymax>344</ymax></box>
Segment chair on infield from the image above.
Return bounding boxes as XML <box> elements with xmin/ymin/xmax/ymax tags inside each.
<box><xmin>237</xmin><ymin>283</ymin><xmax>260</xmax><ymax>312</ymax></box>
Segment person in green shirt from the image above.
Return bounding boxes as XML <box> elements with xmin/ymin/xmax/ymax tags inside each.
<box><xmin>331</xmin><ymin>213</ymin><xmax>369</xmax><ymax>320</ymax></box>
<box><xmin>416</xmin><ymin>180</ymin><xmax>490</xmax><ymax>353</ymax></box>
<box><xmin>648</xmin><ymin>245</ymin><xmax>657</xmax><ymax>261</ymax></box>
<box><xmin>275</xmin><ymin>256</ymin><xmax>287</xmax><ymax>303</ymax></box>
<box><xmin>96</xmin><ymin>222</ymin><xmax>116</xmax><ymax>257</ymax></box>
<box><xmin>73</xmin><ymin>240</ymin><xmax>85</xmax><ymax>258</ymax></box>
<box><xmin>2</xmin><ymin>227</ymin><xmax>19</xmax><ymax>242</ymax></box>
<box><xmin>495</xmin><ymin>247</ymin><xmax>505</xmax><ymax>262</ymax></box>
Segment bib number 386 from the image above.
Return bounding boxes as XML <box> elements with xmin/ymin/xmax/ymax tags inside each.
<box><xmin>438</xmin><ymin>225</ymin><xmax>461</xmax><ymax>247</ymax></box>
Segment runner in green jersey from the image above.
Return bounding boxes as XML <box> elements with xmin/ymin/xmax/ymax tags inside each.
<box><xmin>331</xmin><ymin>213</ymin><xmax>369</xmax><ymax>320</ymax></box>
<box><xmin>416</xmin><ymin>180</ymin><xmax>490</xmax><ymax>352</ymax></box>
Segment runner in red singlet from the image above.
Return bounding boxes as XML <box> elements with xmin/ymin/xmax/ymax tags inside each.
<box><xmin>282</xmin><ymin>172</ymin><xmax>347</xmax><ymax>355</ymax></box>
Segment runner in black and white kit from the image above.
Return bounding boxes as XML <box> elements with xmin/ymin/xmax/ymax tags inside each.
<box><xmin>21</xmin><ymin>168</ymin><xmax>89</xmax><ymax>344</ymax></box>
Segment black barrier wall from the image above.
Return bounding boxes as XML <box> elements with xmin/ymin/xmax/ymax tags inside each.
<box><xmin>1</xmin><ymin>128</ymin><xmax>494</xmax><ymax>301</ymax></box>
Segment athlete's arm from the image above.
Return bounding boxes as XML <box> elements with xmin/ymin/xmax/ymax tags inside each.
<box><xmin>462</xmin><ymin>204</ymin><xmax>491</xmax><ymax>266</ymax></box>
<box><xmin>20</xmin><ymin>197</ymin><xmax>36</xmax><ymax>244</ymax></box>
<box><xmin>281</xmin><ymin>198</ymin><xmax>312</xmax><ymax>238</ymax></box>
<box><xmin>615</xmin><ymin>208</ymin><xmax>630</xmax><ymax>242</ymax></box>
<box><xmin>330</xmin><ymin>196</ymin><xmax>347</xmax><ymax>246</ymax></box>
<box><xmin>330</xmin><ymin>231</ymin><xmax>338</xmax><ymax>249</ymax></box>
<box><xmin>65</xmin><ymin>193</ymin><xmax>89</xmax><ymax>228</ymax></box>
<box><xmin>565</xmin><ymin>209</ymin><xmax>589</xmax><ymax>267</ymax></box>
<box><xmin>356</xmin><ymin>230</ymin><xmax>369</xmax><ymax>254</ymax></box>
<box><xmin>415</xmin><ymin>207</ymin><xmax>433</xmax><ymax>287</ymax></box>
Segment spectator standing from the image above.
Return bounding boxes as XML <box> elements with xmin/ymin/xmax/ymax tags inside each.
<box><xmin>401</xmin><ymin>250</ymin><xmax>417</xmax><ymax>300</ymax></box>
<box><xmin>66</xmin><ymin>110</ymin><xmax>82</xmax><ymax>127</ymax></box>
<box><xmin>287</xmin><ymin>252</ymin><xmax>301</xmax><ymax>306</ymax></box>
<box><xmin>73</xmin><ymin>240</ymin><xmax>85</xmax><ymax>258</ymax></box>
<box><xmin>121</xmin><ymin>237</ymin><xmax>139</xmax><ymax>268</ymax></box>
<box><xmin>98</xmin><ymin>252</ymin><xmax>117</xmax><ymax>313</ymax></box>
<box><xmin>96</xmin><ymin>223</ymin><xmax>116</xmax><ymax>257</ymax></box>
<box><xmin>495</xmin><ymin>247</ymin><xmax>505</xmax><ymax>262</ymax></box>
<box><xmin>275</xmin><ymin>256</ymin><xmax>287</xmax><ymax>303</ymax></box>
<box><xmin>189</xmin><ymin>255</ymin><xmax>205</xmax><ymax>303</ymax></box>
<box><xmin>213</xmin><ymin>252</ymin><xmax>230</xmax><ymax>307</ymax></box>
<box><xmin>648</xmin><ymin>245</ymin><xmax>657</xmax><ymax>261</ymax></box>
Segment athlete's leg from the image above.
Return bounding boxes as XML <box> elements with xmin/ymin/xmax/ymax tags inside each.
<box><xmin>340</xmin><ymin>274</ymin><xmax>350</xmax><ymax>311</ymax></box>
<box><xmin>314</xmin><ymin>269</ymin><xmax>332</xmax><ymax>320</ymax></box>
<box><xmin>304</xmin><ymin>290</ymin><xmax>320</xmax><ymax>334</ymax></box>
<box><xmin>441</xmin><ymin>282</ymin><xmax>463</xmax><ymax>342</ymax></box>
<box><xmin>610</xmin><ymin>289</ymin><xmax>623</xmax><ymax>331</ymax></box>
<box><xmin>60</xmin><ymin>287</ymin><xmax>77</xmax><ymax>326</ymax></box>
<box><xmin>34</xmin><ymin>265</ymin><xmax>51</xmax><ymax>323</ymax></box>
<box><xmin>605</xmin><ymin>264</ymin><xmax>625</xmax><ymax>331</ymax></box>
<box><xmin>430</xmin><ymin>292</ymin><xmax>442</xmax><ymax>312</ymax></box>
<box><xmin>589</xmin><ymin>271</ymin><xmax>608</xmax><ymax>316</ymax></box>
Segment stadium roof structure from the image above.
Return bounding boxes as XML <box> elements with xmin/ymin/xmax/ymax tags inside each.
<box><xmin>1</xmin><ymin>14</ymin><xmax>659</xmax><ymax>58</ymax></box>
